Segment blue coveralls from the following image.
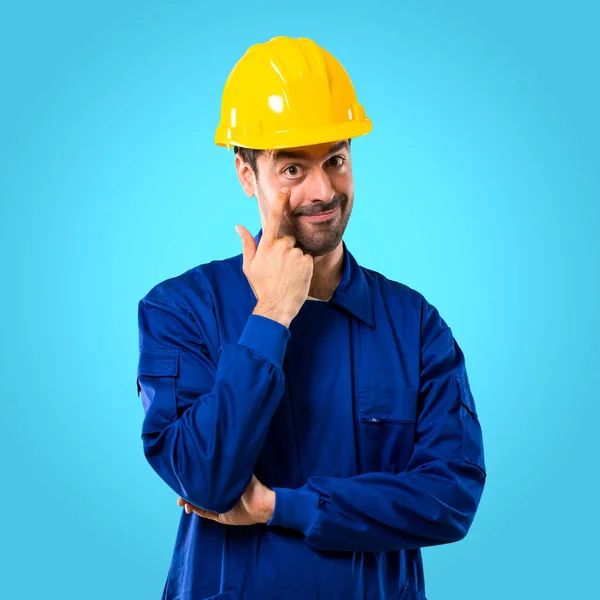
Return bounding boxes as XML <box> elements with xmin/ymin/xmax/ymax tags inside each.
<box><xmin>136</xmin><ymin>228</ymin><xmax>486</xmax><ymax>600</ymax></box>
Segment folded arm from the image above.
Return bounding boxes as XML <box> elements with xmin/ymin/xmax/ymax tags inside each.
<box><xmin>137</xmin><ymin>292</ymin><xmax>289</xmax><ymax>514</ymax></box>
<box><xmin>266</xmin><ymin>298</ymin><xmax>487</xmax><ymax>552</ymax></box>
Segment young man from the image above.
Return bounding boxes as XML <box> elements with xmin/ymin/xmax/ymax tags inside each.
<box><xmin>136</xmin><ymin>36</ymin><xmax>486</xmax><ymax>600</ymax></box>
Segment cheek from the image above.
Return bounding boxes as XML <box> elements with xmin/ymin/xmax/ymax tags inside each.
<box><xmin>337</xmin><ymin>178</ymin><xmax>353</xmax><ymax>201</ymax></box>
<box><xmin>332</xmin><ymin>168</ymin><xmax>352</xmax><ymax>188</ymax></box>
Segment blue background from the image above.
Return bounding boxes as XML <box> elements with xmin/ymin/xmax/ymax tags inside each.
<box><xmin>1</xmin><ymin>1</ymin><xmax>598</xmax><ymax>598</ymax></box>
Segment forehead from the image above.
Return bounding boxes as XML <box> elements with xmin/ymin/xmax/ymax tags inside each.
<box><xmin>266</xmin><ymin>139</ymin><xmax>349</xmax><ymax>163</ymax></box>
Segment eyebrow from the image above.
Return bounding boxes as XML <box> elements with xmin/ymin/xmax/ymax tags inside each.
<box><xmin>271</xmin><ymin>139</ymin><xmax>349</xmax><ymax>162</ymax></box>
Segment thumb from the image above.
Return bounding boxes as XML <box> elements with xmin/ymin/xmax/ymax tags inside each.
<box><xmin>235</xmin><ymin>225</ymin><xmax>257</xmax><ymax>264</ymax></box>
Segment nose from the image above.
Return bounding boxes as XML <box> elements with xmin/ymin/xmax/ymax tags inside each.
<box><xmin>303</xmin><ymin>166</ymin><xmax>335</xmax><ymax>204</ymax></box>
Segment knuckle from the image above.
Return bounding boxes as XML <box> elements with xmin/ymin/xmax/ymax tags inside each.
<box><xmin>275</xmin><ymin>236</ymin><xmax>293</xmax><ymax>250</ymax></box>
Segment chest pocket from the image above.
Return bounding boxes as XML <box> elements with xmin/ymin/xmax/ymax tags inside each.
<box><xmin>355</xmin><ymin>386</ymin><xmax>418</xmax><ymax>474</ymax></box>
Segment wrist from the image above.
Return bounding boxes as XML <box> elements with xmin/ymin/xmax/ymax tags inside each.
<box><xmin>264</xmin><ymin>486</ymin><xmax>320</xmax><ymax>534</ymax></box>
<box><xmin>253</xmin><ymin>302</ymin><xmax>291</xmax><ymax>328</ymax></box>
<box><xmin>256</xmin><ymin>489</ymin><xmax>276</xmax><ymax>524</ymax></box>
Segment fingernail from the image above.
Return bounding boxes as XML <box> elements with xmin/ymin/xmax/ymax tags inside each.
<box><xmin>280</xmin><ymin>187</ymin><xmax>289</xmax><ymax>194</ymax></box>
<box><xmin>234</xmin><ymin>225</ymin><xmax>240</xmax><ymax>236</ymax></box>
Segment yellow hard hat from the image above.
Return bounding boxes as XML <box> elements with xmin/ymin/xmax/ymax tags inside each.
<box><xmin>214</xmin><ymin>36</ymin><xmax>372</xmax><ymax>150</ymax></box>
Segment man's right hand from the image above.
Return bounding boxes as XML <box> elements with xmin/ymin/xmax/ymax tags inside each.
<box><xmin>235</xmin><ymin>187</ymin><xmax>314</xmax><ymax>328</ymax></box>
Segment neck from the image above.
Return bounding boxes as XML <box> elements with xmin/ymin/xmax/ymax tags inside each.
<box><xmin>308</xmin><ymin>241</ymin><xmax>344</xmax><ymax>300</ymax></box>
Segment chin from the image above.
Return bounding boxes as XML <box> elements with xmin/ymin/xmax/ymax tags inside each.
<box><xmin>295</xmin><ymin>232</ymin><xmax>344</xmax><ymax>257</ymax></box>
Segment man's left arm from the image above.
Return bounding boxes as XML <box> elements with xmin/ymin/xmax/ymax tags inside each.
<box><xmin>265</xmin><ymin>298</ymin><xmax>487</xmax><ymax>552</ymax></box>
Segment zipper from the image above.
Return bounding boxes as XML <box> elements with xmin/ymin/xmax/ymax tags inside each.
<box><xmin>360</xmin><ymin>416</ymin><xmax>414</xmax><ymax>425</ymax></box>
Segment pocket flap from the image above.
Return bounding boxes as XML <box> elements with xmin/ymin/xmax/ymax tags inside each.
<box><xmin>456</xmin><ymin>375</ymin><xmax>477</xmax><ymax>415</ymax></box>
<box><xmin>355</xmin><ymin>386</ymin><xmax>418</xmax><ymax>422</ymax></box>
<box><xmin>137</xmin><ymin>349</ymin><xmax>180</xmax><ymax>378</ymax></box>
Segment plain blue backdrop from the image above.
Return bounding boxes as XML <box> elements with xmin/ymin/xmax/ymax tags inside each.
<box><xmin>1</xmin><ymin>1</ymin><xmax>598</xmax><ymax>598</ymax></box>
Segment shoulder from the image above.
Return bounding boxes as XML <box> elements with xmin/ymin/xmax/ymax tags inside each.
<box><xmin>360</xmin><ymin>263</ymin><xmax>454</xmax><ymax>350</ymax></box>
<box><xmin>138</xmin><ymin>254</ymin><xmax>241</xmax><ymax>311</ymax></box>
<box><xmin>357</xmin><ymin>261</ymin><xmax>450</xmax><ymax>333</ymax></box>
<box><xmin>137</xmin><ymin>254</ymin><xmax>243</xmax><ymax>352</ymax></box>
<box><xmin>359</xmin><ymin>262</ymin><xmax>429</xmax><ymax>314</ymax></box>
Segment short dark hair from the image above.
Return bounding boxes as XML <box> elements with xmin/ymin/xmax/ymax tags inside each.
<box><xmin>233</xmin><ymin>138</ymin><xmax>352</xmax><ymax>177</ymax></box>
<box><xmin>233</xmin><ymin>146</ymin><xmax>262</xmax><ymax>176</ymax></box>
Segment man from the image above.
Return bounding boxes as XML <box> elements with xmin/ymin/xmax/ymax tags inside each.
<box><xmin>136</xmin><ymin>36</ymin><xmax>486</xmax><ymax>600</ymax></box>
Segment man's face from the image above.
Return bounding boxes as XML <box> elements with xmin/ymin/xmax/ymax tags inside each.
<box><xmin>238</xmin><ymin>140</ymin><xmax>354</xmax><ymax>257</ymax></box>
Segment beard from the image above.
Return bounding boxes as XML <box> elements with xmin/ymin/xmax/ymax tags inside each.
<box><xmin>258</xmin><ymin>185</ymin><xmax>352</xmax><ymax>257</ymax></box>
<box><xmin>289</xmin><ymin>194</ymin><xmax>350</xmax><ymax>256</ymax></box>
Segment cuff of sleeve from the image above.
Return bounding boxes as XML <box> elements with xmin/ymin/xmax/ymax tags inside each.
<box><xmin>238</xmin><ymin>314</ymin><xmax>291</xmax><ymax>369</ymax></box>
<box><xmin>265</xmin><ymin>486</ymin><xmax>320</xmax><ymax>535</ymax></box>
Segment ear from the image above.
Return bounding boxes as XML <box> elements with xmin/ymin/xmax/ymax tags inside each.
<box><xmin>235</xmin><ymin>153</ymin><xmax>257</xmax><ymax>198</ymax></box>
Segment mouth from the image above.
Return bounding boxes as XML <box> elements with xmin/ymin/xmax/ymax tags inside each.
<box><xmin>300</xmin><ymin>206</ymin><xmax>339</xmax><ymax>223</ymax></box>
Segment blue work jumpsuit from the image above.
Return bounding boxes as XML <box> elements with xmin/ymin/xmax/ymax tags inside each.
<box><xmin>136</xmin><ymin>228</ymin><xmax>487</xmax><ymax>600</ymax></box>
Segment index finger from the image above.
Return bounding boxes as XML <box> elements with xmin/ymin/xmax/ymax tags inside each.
<box><xmin>263</xmin><ymin>187</ymin><xmax>290</xmax><ymax>243</ymax></box>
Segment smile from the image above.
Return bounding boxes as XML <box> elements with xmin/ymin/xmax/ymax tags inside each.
<box><xmin>301</xmin><ymin>206</ymin><xmax>339</xmax><ymax>222</ymax></box>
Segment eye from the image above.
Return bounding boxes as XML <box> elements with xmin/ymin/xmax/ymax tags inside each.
<box><xmin>326</xmin><ymin>155</ymin><xmax>346</xmax><ymax>168</ymax></box>
<box><xmin>283</xmin><ymin>164</ymin><xmax>304</xmax><ymax>178</ymax></box>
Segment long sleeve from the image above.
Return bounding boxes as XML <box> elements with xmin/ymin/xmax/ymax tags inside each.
<box><xmin>136</xmin><ymin>292</ymin><xmax>290</xmax><ymax>514</ymax></box>
<box><xmin>266</xmin><ymin>297</ymin><xmax>486</xmax><ymax>552</ymax></box>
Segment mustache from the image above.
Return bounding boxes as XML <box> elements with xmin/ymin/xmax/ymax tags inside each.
<box><xmin>295</xmin><ymin>194</ymin><xmax>346</xmax><ymax>217</ymax></box>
